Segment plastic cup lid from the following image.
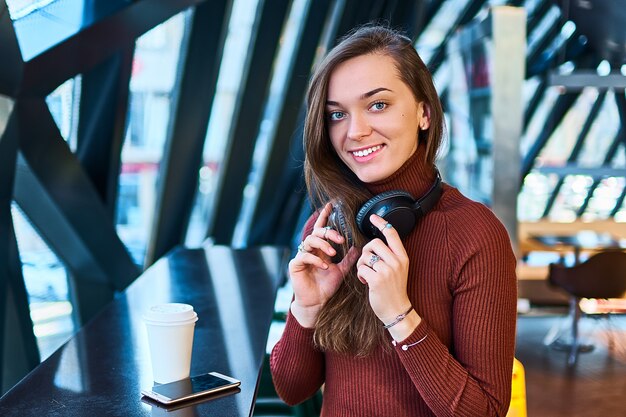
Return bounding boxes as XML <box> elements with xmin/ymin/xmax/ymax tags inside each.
<box><xmin>143</xmin><ymin>303</ymin><xmax>198</xmax><ymax>324</ymax></box>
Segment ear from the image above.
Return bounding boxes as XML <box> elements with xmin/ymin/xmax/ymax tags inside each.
<box><xmin>417</xmin><ymin>102</ymin><xmax>431</xmax><ymax>130</ymax></box>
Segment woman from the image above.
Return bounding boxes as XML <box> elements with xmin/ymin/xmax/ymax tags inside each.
<box><xmin>270</xmin><ymin>25</ymin><xmax>517</xmax><ymax>416</ymax></box>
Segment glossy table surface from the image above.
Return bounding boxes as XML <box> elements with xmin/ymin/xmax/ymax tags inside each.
<box><xmin>0</xmin><ymin>244</ymin><xmax>288</xmax><ymax>417</ymax></box>
<box><xmin>529</xmin><ymin>230</ymin><xmax>625</xmax><ymax>263</ymax></box>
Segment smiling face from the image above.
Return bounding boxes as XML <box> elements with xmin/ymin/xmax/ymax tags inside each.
<box><xmin>326</xmin><ymin>53</ymin><xmax>429</xmax><ymax>183</ymax></box>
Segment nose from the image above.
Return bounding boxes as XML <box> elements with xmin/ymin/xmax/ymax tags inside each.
<box><xmin>346</xmin><ymin>113</ymin><xmax>371</xmax><ymax>141</ymax></box>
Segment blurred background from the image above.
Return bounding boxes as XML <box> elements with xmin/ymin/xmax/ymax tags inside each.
<box><xmin>1</xmin><ymin>0</ymin><xmax>625</xmax><ymax>402</ymax></box>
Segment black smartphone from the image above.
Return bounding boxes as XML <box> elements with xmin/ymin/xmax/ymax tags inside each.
<box><xmin>141</xmin><ymin>372</ymin><xmax>241</xmax><ymax>405</ymax></box>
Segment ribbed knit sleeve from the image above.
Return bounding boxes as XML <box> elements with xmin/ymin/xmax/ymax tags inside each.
<box><xmin>269</xmin><ymin>214</ymin><xmax>325</xmax><ymax>406</ymax></box>
<box><xmin>393</xmin><ymin>195</ymin><xmax>517</xmax><ymax>416</ymax></box>
<box><xmin>269</xmin><ymin>311</ymin><xmax>325</xmax><ymax>405</ymax></box>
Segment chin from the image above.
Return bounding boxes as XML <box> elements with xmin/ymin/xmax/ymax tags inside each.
<box><xmin>356</xmin><ymin>171</ymin><xmax>390</xmax><ymax>184</ymax></box>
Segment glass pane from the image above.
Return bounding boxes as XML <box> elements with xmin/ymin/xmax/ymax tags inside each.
<box><xmin>548</xmin><ymin>175</ymin><xmax>593</xmax><ymax>221</ymax></box>
<box><xmin>536</xmin><ymin>87</ymin><xmax>599</xmax><ymax>166</ymax></box>
<box><xmin>521</xmin><ymin>86</ymin><xmax>560</xmax><ymax>157</ymax></box>
<box><xmin>614</xmin><ymin>197</ymin><xmax>626</xmax><ymax>222</ymax></box>
<box><xmin>46</xmin><ymin>75</ymin><xmax>81</xmax><ymax>151</ymax></box>
<box><xmin>526</xmin><ymin>5</ymin><xmax>560</xmax><ymax>55</ymax></box>
<box><xmin>518</xmin><ymin>172</ymin><xmax>558</xmax><ymax>221</ymax></box>
<box><xmin>185</xmin><ymin>0</ymin><xmax>260</xmax><ymax>247</ymax></box>
<box><xmin>12</xmin><ymin>202</ymin><xmax>75</xmax><ymax>361</ymax></box>
<box><xmin>577</xmin><ymin>90</ymin><xmax>619</xmax><ymax>167</ymax></box>
<box><xmin>582</xmin><ymin>177</ymin><xmax>625</xmax><ymax>221</ymax></box>
<box><xmin>116</xmin><ymin>11</ymin><xmax>189</xmax><ymax>266</ymax></box>
<box><xmin>6</xmin><ymin>0</ymin><xmax>56</xmax><ymax>20</ymax></box>
<box><xmin>611</xmin><ymin>143</ymin><xmax>625</xmax><ymax>168</ymax></box>
<box><xmin>415</xmin><ymin>0</ymin><xmax>473</xmax><ymax>65</ymax></box>
<box><xmin>233</xmin><ymin>0</ymin><xmax>309</xmax><ymax>246</ymax></box>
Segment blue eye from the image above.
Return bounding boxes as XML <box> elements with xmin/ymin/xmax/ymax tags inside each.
<box><xmin>328</xmin><ymin>111</ymin><xmax>345</xmax><ymax>121</ymax></box>
<box><xmin>371</xmin><ymin>102</ymin><xmax>386</xmax><ymax>111</ymax></box>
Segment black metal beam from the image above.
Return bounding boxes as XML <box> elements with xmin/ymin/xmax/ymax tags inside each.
<box><xmin>208</xmin><ymin>0</ymin><xmax>291</xmax><ymax>245</ymax></box>
<box><xmin>1</xmin><ymin>218</ymin><xmax>41</xmax><ymax>395</ymax></box>
<box><xmin>421</xmin><ymin>0</ymin><xmax>445</xmax><ymax>34</ymax></box>
<box><xmin>246</xmin><ymin>0</ymin><xmax>332</xmax><ymax>246</ymax></box>
<box><xmin>13</xmin><ymin>99</ymin><xmax>139</xmax><ymax>322</ymax></box>
<box><xmin>526</xmin><ymin>0</ymin><xmax>552</xmax><ymax>34</ymax></box>
<box><xmin>610</xmin><ymin>90</ymin><xmax>626</xmax><ymax>216</ymax></box>
<box><xmin>576</xmin><ymin>128</ymin><xmax>623</xmax><ymax>217</ymax></box>
<box><xmin>427</xmin><ymin>0</ymin><xmax>486</xmax><ymax>73</ymax></box>
<box><xmin>76</xmin><ymin>47</ymin><xmax>134</xmax><ymax>216</ymax></box>
<box><xmin>526</xmin><ymin>17</ymin><xmax>562</xmax><ymax>73</ymax></box>
<box><xmin>0</xmin><ymin>100</ymin><xmax>40</xmax><ymax>395</ymax></box>
<box><xmin>0</xmin><ymin>3</ymin><xmax>23</xmax><ymax>96</ymax></box>
<box><xmin>542</xmin><ymin>90</ymin><xmax>607</xmax><ymax>217</ymax></box>
<box><xmin>388</xmin><ymin>0</ymin><xmax>425</xmax><ymax>39</ymax></box>
<box><xmin>146</xmin><ymin>0</ymin><xmax>232</xmax><ymax>265</ymax></box>
<box><xmin>334</xmin><ymin>0</ymin><xmax>377</xmax><ymax>40</ymax></box>
<box><xmin>521</xmin><ymin>91</ymin><xmax>579</xmax><ymax>181</ymax></box>
<box><xmin>10</xmin><ymin>0</ymin><xmax>204</xmax><ymax>97</ymax></box>
<box><xmin>610</xmin><ymin>185</ymin><xmax>626</xmax><ymax>217</ymax></box>
<box><xmin>523</xmin><ymin>77</ymin><xmax>547</xmax><ymax>131</ymax></box>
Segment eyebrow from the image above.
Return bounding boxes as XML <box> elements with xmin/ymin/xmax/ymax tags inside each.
<box><xmin>326</xmin><ymin>87</ymin><xmax>392</xmax><ymax>106</ymax></box>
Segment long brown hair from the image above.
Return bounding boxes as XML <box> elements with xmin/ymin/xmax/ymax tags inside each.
<box><xmin>304</xmin><ymin>24</ymin><xmax>444</xmax><ymax>356</ymax></box>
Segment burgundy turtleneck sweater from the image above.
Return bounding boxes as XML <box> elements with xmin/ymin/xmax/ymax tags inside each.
<box><xmin>270</xmin><ymin>146</ymin><xmax>517</xmax><ymax>417</ymax></box>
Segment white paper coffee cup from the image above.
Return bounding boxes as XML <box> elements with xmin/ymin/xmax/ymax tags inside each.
<box><xmin>143</xmin><ymin>303</ymin><xmax>198</xmax><ymax>384</ymax></box>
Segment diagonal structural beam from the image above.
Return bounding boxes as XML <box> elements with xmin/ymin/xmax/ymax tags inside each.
<box><xmin>576</xmin><ymin>128</ymin><xmax>623</xmax><ymax>216</ymax></box>
<box><xmin>208</xmin><ymin>0</ymin><xmax>291</xmax><ymax>245</ymax></box>
<box><xmin>427</xmin><ymin>0</ymin><xmax>485</xmax><ymax>73</ymax></box>
<box><xmin>0</xmin><ymin>3</ymin><xmax>23</xmax><ymax>95</ymax></box>
<box><xmin>13</xmin><ymin>99</ymin><xmax>139</xmax><ymax>320</ymax></box>
<box><xmin>521</xmin><ymin>91</ymin><xmax>579</xmax><ymax>181</ymax></box>
<box><xmin>0</xmin><ymin>97</ymin><xmax>40</xmax><ymax>394</ymax></box>
<box><xmin>77</xmin><ymin>47</ymin><xmax>134</xmax><ymax>216</ymax></box>
<box><xmin>542</xmin><ymin>90</ymin><xmax>607</xmax><ymax>217</ymax></box>
<box><xmin>246</xmin><ymin>0</ymin><xmax>332</xmax><ymax>246</ymax></box>
<box><xmin>147</xmin><ymin>0</ymin><xmax>232</xmax><ymax>265</ymax></box>
<box><xmin>6</xmin><ymin>0</ymin><xmax>204</xmax><ymax>97</ymax></box>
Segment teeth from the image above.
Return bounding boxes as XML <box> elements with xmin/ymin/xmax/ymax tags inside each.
<box><xmin>352</xmin><ymin>145</ymin><xmax>382</xmax><ymax>157</ymax></box>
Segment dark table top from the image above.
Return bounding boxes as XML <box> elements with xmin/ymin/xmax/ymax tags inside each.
<box><xmin>0</xmin><ymin>244</ymin><xmax>288</xmax><ymax>417</ymax></box>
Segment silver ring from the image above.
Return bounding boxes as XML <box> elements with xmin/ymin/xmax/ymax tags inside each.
<box><xmin>323</xmin><ymin>226</ymin><xmax>332</xmax><ymax>239</ymax></box>
<box><xmin>368</xmin><ymin>254</ymin><xmax>380</xmax><ymax>268</ymax></box>
<box><xmin>297</xmin><ymin>241</ymin><xmax>308</xmax><ymax>253</ymax></box>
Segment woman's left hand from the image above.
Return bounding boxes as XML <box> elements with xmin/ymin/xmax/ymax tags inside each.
<box><xmin>356</xmin><ymin>214</ymin><xmax>412</xmax><ymax>324</ymax></box>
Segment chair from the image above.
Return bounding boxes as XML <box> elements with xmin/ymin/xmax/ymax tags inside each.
<box><xmin>546</xmin><ymin>250</ymin><xmax>626</xmax><ymax>365</ymax></box>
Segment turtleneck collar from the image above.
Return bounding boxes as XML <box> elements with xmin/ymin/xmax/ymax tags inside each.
<box><xmin>364</xmin><ymin>143</ymin><xmax>436</xmax><ymax>198</ymax></box>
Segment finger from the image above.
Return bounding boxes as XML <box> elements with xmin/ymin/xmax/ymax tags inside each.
<box><xmin>313</xmin><ymin>203</ymin><xmax>333</xmax><ymax>229</ymax></box>
<box><xmin>361</xmin><ymin>240</ymin><xmax>394</xmax><ymax>264</ymax></box>
<box><xmin>357</xmin><ymin>264</ymin><xmax>376</xmax><ymax>284</ymax></box>
<box><xmin>290</xmin><ymin>252</ymin><xmax>328</xmax><ymax>271</ymax></box>
<box><xmin>305</xmin><ymin>235</ymin><xmax>337</xmax><ymax>258</ymax></box>
<box><xmin>369</xmin><ymin>214</ymin><xmax>407</xmax><ymax>256</ymax></box>
<box><xmin>337</xmin><ymin>246</ymin><xmax>360</xmax><ymax>276</ymax></box>
<box><xmin>356</xmin><ymin>249</ymin><xmax>377</xmax><ymax>269</ymax></box>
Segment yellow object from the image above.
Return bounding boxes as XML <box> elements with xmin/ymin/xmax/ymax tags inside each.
<box><xmin>507</xmin><ymin>358</ymin><xmax>527</xmax><ymax>417</ymax></box>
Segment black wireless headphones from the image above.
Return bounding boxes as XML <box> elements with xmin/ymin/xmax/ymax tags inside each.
<box><xmin>355</xmin><ymin>170</ymin><xmax>443</xmax><ymax>240</ymax></box>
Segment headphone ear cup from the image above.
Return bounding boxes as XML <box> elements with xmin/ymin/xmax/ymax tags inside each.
<box><xmin>356</xmin><ymin>190</ymin><xmax>415</xmax><ymax>239</ymax></box>
<box><xmin>329</xmin><ymin>204</ymin><xmax>353</xmax><ymax>247</ymax></box>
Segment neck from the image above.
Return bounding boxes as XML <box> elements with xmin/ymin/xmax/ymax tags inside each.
<box><xmin>364</xmin><ymin>144</ymin><xmax>436</xmax><ymax>198</ymax></box>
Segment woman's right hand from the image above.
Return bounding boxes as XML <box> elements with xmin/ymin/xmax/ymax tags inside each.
<box><xmin>288</xmin><ymin>203</ymin><xmax>358</xmax><ymax>327</ymax></box>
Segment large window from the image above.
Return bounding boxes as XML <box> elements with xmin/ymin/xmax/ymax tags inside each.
<box><xmin>116</xmin><ymin>11</ymin><xmax>189</xmax><ymax>266</ymax></box>
<box><xmin>185</xmin><ymin>0</ymin><xmax>260</xmax><ymax>247</ymax></box>
<box><xmin>12</xmin><ymin>203</ymin><xmax>74</xmax><ymax>361</ymax></box>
